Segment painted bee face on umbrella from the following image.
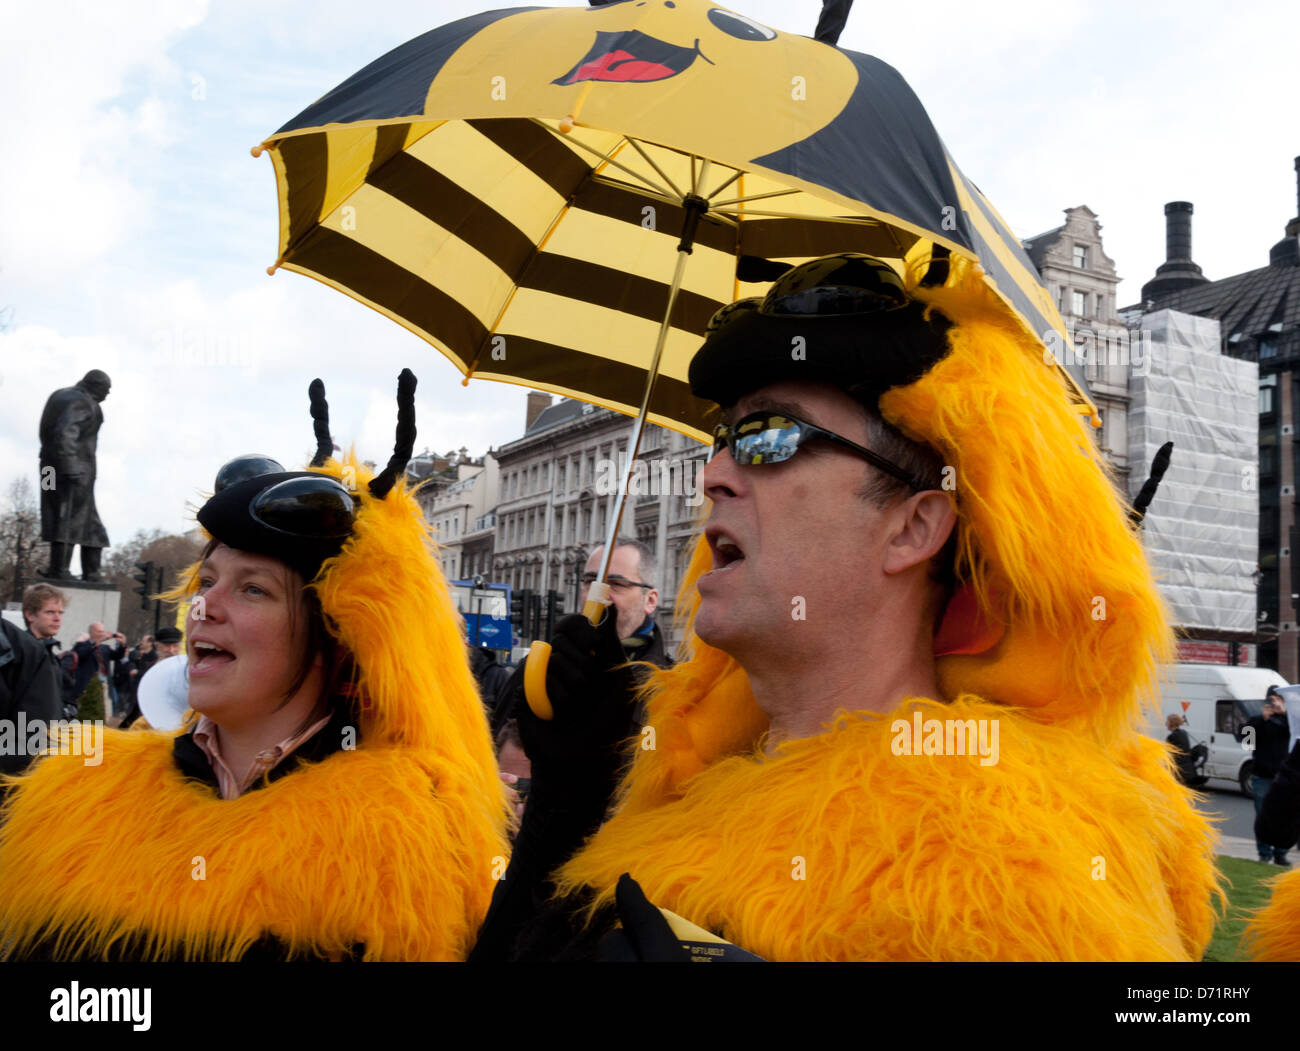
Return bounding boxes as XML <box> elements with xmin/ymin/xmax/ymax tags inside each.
<box><xmin>424</xmin><ymin>3</ymin><xmax>855</xmax><ymax>161</ymax></box>
<box><xmin>259</xmin><ymin>0</ymin><xmax>1095</xmax><ymax>447</ymax></box>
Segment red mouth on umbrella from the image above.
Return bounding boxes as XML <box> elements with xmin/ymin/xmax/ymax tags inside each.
<box><xmin>554</xmin><ymin>30</ymin><xmax>705</xmax><ymax>85</ymax></box>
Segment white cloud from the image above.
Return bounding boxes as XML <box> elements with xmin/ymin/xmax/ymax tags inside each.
<box><xmin>2</xmin><ymin>0</ymin><xmax>1294</xmax><ymax>551</ymax></box>
<box><xmin>0</xmin><ymin>0</ymin><xmax>208</xmax><ymax>282</ymax></box>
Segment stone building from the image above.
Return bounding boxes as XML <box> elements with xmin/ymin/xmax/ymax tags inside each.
<box><xmin>413</xmin><ymin>450</ymin><xmax>498</xmax><ymax>581</ymax></box>
<box><xmin>1023</xmin><ymin>205</ymin><xmax>1130</xmax><ymax>476</ymax></box>
<box><xmin>1130</xmin><ymin>158</ymin><xmax>1300</xmax><ymax>677</ymax></box>
<box><xmin>492</xmin><ymin>393</ymin><xmax>707</xmax><ymax>648</ymax></box>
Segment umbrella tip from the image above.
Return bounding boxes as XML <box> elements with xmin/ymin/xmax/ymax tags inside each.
<box><xmin>250</xmin><ymin>144</ymin><xmax>264</xmax><ymax>158</ymax></box>
<box><xmin>460</xmin><ymin>375</ymin><xmax>470</xmax><ymax>387</ymax></box>
<box><xmin>266</xmin><ymin>261</ymin><xmax>281</xmax><ymax>276</ymax></box>
<box><xmin>558</xmin><ymin>114</ymin><xmax>575</xmax><ymax>134</ymax></box>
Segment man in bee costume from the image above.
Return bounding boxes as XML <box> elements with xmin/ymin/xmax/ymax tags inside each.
<box><xmin>0</xmin><ymin>371</ymin><xmax>509</xmax><ymax>961</ymax></box>
<box><xmin>475</xmin><ymin>253</ymin><xmax>1220</xmax><ymax>962</ymax></box>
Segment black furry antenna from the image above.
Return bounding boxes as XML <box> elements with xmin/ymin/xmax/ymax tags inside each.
<box><xmin>368</xmin><ymin>369</ymin><xmax>417</xmax><ymax>499</ymax></box>
<box><xmin>308</xmin><ymin>378</ymin><xmax>333</xmax><ymax>467</ymax></box>
<box><xmin>1130</xmin><ymin>440</ymin><xmax>1174</xmax><ymax>526</ymax></box>
<box><xmin>814</xmin><ymin>0</ymin><xmax>854</xmax><ymax>45</ymax></box>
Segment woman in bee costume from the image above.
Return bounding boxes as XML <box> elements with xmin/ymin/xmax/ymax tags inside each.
<box><xmin>0</xmin><ymin>371</ymin><xmax>508</xmax><ymax>961</ymax></box>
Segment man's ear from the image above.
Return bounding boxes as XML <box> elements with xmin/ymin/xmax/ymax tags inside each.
<box><xmin>645</xmin><ymin>588</ymin><xmax>659</xmax><ymax>617</ymax></box>
<box><xmin>882</xmin><ymin>491</ymin><xmax>956</xmax><ymax>575</ymax></box>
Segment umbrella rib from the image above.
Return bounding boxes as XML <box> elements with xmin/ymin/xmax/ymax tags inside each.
<box><xmin>624</xmin><ymin>137</ymin><xmax>685</xmax><ymax>201</ymax></box>
<box><xmin>710</xmin><ymin>188</ymin><xmax>802</xmax><ymax>208</ymax></box>
<box><xmin>712</xmin><ymin>207</ymin><xmax>881</xmax><ymax>223</ymax></box>
<box><xmin>531</xmin><ymin>119</ymin><xmax>672</xmax><ymax>198</ymax></box>
<box><xmin>705</xmin><ymin>169</ymin><xmax>743</xmax><ymax>200</ymax></box>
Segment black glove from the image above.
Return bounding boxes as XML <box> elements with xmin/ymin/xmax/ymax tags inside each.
<box><xmin>596</xmin><ymin>873</ymin><xmax>690</xmax><ymax>962</ymax></box>
<box><xmin>517</xmin><ymin>610</ymin><xmax>640</xmax><ymax>785</ymax></box>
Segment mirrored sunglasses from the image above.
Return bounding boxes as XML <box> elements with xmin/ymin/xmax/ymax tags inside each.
<box><xmin>711</xmin><ymin>411</ymin><xmax>927</xmax><ymax>491</ymax></box>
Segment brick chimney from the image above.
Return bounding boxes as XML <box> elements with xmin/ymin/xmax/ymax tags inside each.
<box><xmin>525</xmin><ymin>391</ymin><xmax>552</xmax><ymax>431</ymax></box>
<box><xmin>1141</xmin><ymin>202</ymin><xmax>1210</xmax><ymax>301</ymax></box>
<box><xmin>1270</xmin><ymin>155</ymin><xmax>1300</xmax><ymax>267</ymax></box>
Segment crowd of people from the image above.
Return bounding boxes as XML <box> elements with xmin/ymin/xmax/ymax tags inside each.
<box><xmin>12</xmin><ymin>581</ymin><xmax>183</xmax><ymax>728</ymax></box>
<box><xmin>0</xmin><ymin>253</ymin><xmax>1297</xmax><ymax>961</ymax></box>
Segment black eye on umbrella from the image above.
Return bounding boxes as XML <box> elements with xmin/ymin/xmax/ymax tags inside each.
<box><xmin>707</xmin><ymin>8</ymin><xmax>776</xmax><ymax>41</ymax></box>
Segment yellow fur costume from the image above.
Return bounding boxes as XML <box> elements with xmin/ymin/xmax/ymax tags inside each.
<box><xmin>554</xmin><ymin>255</ymin><xmax>1221</xmax><ymax>961</ymax></box>
<box><xmin>0</xmin><ymin>441</ymin><xmax>509</xmax><ymax>960</ymax></box>
<box><xmin>1247</xmin><ymin>869</ymin><xmax>1300</xmax><ymax>961</ymax></box>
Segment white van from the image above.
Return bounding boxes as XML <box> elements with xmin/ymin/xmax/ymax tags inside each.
<box><xmin>1141</xmin><ymin>663</ymin><xmax>1288</xmax><ymax>796</ymax></box>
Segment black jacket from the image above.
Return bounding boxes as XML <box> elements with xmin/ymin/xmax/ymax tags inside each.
<box><xmin>71</xmin><ymin>638</ymin><xmax>123</xmax><ymax>698</ymax></box>
<box><xmin>1165</xmin><ymin>727</ymin><xmax>1206</xmax><ymax>787</ymax></box>
<box><xmin>0</xmin><ymin>619</ymin><xmax>62</xmax><ymax>775</ymax></box>
<box><xmin>1244</xmin><ymin>713</ymin><xmax>1291</xmax><ymax>779</ymax></box>
<box><xmin>1257</xmin><ymin>740</ymin><xmax>1300</xmax><ymax>850</ymax></box>
<box><xmin>489</xmin><ymin>617</ymin><xmax>673</xmax><ymax>739</ymax></box>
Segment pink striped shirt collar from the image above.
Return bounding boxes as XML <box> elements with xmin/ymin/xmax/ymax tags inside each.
<box><xmin>192</xmin><ymin>713</ymin><xmax>333</xmax><ymax>800</ymax></box>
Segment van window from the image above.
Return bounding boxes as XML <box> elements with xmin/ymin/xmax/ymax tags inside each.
<box><xmin>1216</xmin><ymin>698</ymin><xmax>1265</xmax><ymax>736</ymax></box>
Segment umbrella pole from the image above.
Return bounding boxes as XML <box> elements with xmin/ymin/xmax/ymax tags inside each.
<box><xmin>525</xmin><ymin>192</ymin><xmax>709</xmax><ymax>720</ymax></box>
<box><xmin>587</xmin><ymin>191</ymin><xmax>709</xmax><ymax>621</ymax></box>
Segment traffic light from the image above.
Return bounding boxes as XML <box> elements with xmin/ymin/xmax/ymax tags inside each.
<box><xmin>133</xmin><ymin>561</ymin><xmax>155</xmax><ymax>611</ymax></box>
<box><xmin>527</xmin><ymin>592</ymin><xmax>542</xmax><ymax>641</ymax></box>
<box><xmin>151</xmin><ymin>564</ymin><xmax>166</xmax><ymax>632</ymax></box>
<box><xmin>545</xmin><ymin>590</ymin><xmax>559</xmax><ymax>640</ymax></box>
<box><xmin>510</xmin><ymin>588</ymin><xmax>530</xmax><ymax>635</ymax></box>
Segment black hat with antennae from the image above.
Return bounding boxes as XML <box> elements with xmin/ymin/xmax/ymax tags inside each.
<box><xmin>197</xmin><ymin>372</ymin><xmax>416</xmax><ymax>582</ymax></box>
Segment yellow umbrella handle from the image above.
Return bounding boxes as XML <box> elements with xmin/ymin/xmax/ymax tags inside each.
<box><xmin>524</xmin><ymin>582</ymin><xmax>611</xmax><ymax>721</ymax></box>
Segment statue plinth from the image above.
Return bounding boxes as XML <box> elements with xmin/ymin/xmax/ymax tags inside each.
<box><xmin>51</xmin><ymin>579</ymin><xmax>123</xmax><ymax>639</ymax></box>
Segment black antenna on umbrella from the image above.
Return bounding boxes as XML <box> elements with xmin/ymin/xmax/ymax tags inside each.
<box><xmin>308</xmin><ymin>378</ymin><xmax>334</xmax><ymax>467</ymax></box>
<box><xmin>814</xmin><ymin>0</ymin><xmax>854</xmax><ymax>45</ymax></box>
<box><xmin>1130</xmin><ymin>440</ymin><xmax>1174</xmax><ymax>527</ymax></box>
<box><xmin>368</xmin><ymin>369</ymin><xmax>418</xmax><ymax>499</ymax></box>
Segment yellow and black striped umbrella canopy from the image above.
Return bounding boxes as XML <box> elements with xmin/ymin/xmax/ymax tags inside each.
<box><xmin>255</xmin><ymin>0</ymin><xmax>1094</xmax><ymax>441</ymax></box>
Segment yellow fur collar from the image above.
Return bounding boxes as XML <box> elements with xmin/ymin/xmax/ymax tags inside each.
<box><xmin>557</xmin><ymin>696</ymin><xmax>1219</xmax><ymax>961</ymax></box>
<box><xmin>0</xmin><ymin>728</ymin><xmax>506</xmax><ymax>961</ymax></box>
<box><xmin>1247</xmin><ymin>868</ymin><xmax>1300</xmax><ymax>961</ymax></box>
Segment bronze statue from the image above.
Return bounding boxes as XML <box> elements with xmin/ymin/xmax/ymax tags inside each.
<box><xmin>38</xmin><ymin>370</ymin><xmax>111</xmax><ymax>583</ymax></box>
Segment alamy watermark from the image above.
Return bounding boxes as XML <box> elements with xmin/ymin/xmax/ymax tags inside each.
<box><xmin>890</xmin><ymin>711</ymin><xmax>1000</xmax><ymax>767</ymax></box>
<box><xmin>1042</xmin><ymin>324</ymin><xmax>1151</xmax><ymax>375</ymax></box>
<box><xmin>594</xmin><ymin>456</ymin><xmax>703</xmax><ymax>507</ymax></box>
<box><xmin>151</xmin><ymin>324</ymin><xmax>260</xmax><ymax>374</ymax></box>
<box><xmin>0</xmin><ymin>715</ymin><xmax>103</xmax><ymax>766</ymax></box>
<box><xmin>50</xmin><ymin>982</ymin><xmax>150</xmax><ymax>1031</ymax></box>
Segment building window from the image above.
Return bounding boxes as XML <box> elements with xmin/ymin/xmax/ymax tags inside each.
<box><xmin>1260</xmin><ymin>386</ymin><xmax>1275</xmax><ymax>415</ymax></box>
<box><xmin>1073</xmin><ymin>245</ymin><xmax>1088</xmax><ymax>269</ymax></box>
<box><xmin>1057</xmin><ymin>286</ymin><xmax>1067</xmax><ymax>313</ymax></box>
<box><xmin>1260</xmin><ymin>445</ymin><xmax>1277</xmax><ymax>478</ymax></box>
<box><xmin>1259</xmin><ymin>337</ymin><xmax>1278</xmax><ymax>359</ymax></box>
<box><xmin>1071</xmin><ymin>290</ymin><xmax>1087</xmax><ymax>316</ymax></box>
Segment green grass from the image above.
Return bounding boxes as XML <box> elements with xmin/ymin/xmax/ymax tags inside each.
<box><xmin>1205</xmin><ymin>855</ymin><xmax>1289</xmax><ymax>961</ymax></box>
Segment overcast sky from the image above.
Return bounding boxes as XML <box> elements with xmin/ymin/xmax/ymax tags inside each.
<box><xmin>2</xmin><ymin>0</ymin><xmax>1295</xmax><ymax>544</ymax></box>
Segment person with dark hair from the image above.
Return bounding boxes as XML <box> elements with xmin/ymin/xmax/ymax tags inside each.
<box><xmin>21</xmin><ymin>583</ymin><xmax>76</xmax><ymax>714</ymax></box>
<box><xmin>1243</xmin><ymin>690</ymin><xmax>1292</xmax><ymax>866</ymax></box>
<box><xmin>118</xmin><ymin>629</ymin><xmax>181</xmax><ymax>730</ymax></box>
<box><xmin>472</xmin><ymin>253</ymin><xmax>1216</xmax><ymax>962</ymax></box>
<box><xmin>0</xmin><ymin>374</ymin><xmax>508</xmax><ymax>960</ymax></box>
<box><xmin>0</xmin><ymin>617</ymin><xmax>61</xmax><ymax>776</ymax></box>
